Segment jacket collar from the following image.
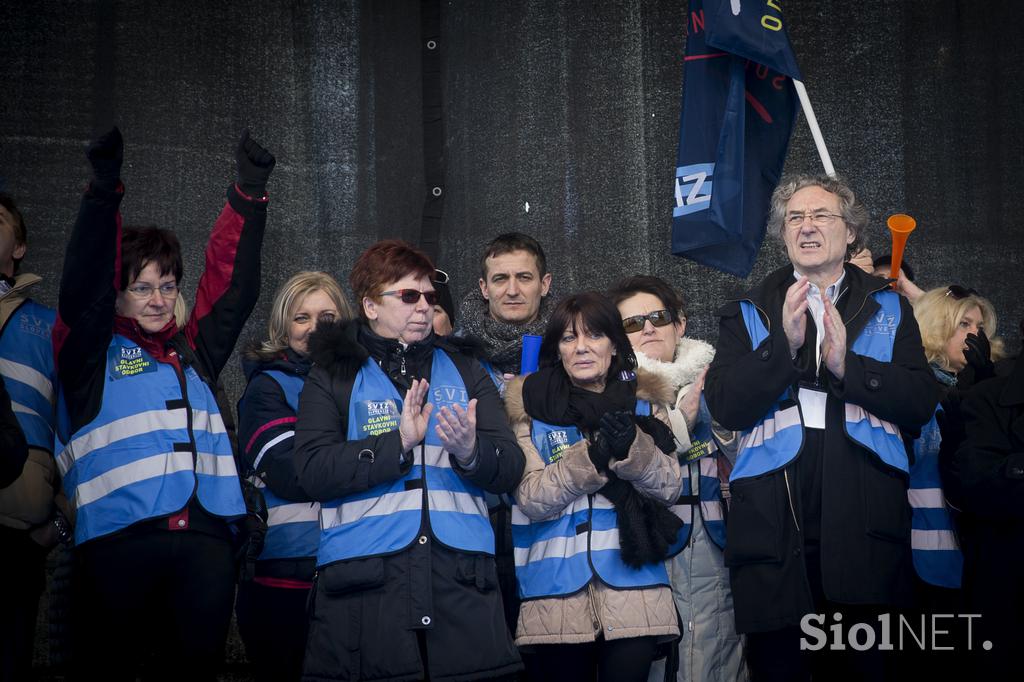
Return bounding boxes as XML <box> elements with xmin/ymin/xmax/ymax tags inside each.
<box><xmin>634</xmin><ymin>337</ymin><xmax>714</xmax><ymax>395</ymax></box>
<box><xmin>731</xmin><ymin>263</ymin><xmax>892</xmax><ymax>340</ymax></box>
<box><xmin>112</xmin><ymin>315</ymin><xmax>180</xmax><ymax>362</ymax></box>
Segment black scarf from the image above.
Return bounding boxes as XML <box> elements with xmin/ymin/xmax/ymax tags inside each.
<box><xmin>455</xmin><ymin>288</ymin><xmax>555</xmax><ymax>374</ymax></box>
<box><xmin>522</xmin><ymin>365</ymin><xmax>682</xmax><ymax>569</ymax></box>
<box><xmin>522</xmin><ymin>364</ymin><xmax>636</xmax><ymax>431</ymax></box>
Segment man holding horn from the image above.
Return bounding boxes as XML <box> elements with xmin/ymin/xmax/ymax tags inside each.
<box><xmin>704</xmin><ymin>174</ymin><xmax>941</xmax><ymax>680</ymax></box>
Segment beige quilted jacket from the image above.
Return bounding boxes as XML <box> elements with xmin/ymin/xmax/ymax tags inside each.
<box><xmin>505</xmin><ymin>371</ymin><xmax>683</xmax><ymax>646</ymax></box>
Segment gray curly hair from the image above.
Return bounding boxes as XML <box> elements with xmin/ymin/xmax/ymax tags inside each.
<box><xmin>767</xmin><ymin>174</ymin><xmax>869</xmax><ymax>259</ymax></box>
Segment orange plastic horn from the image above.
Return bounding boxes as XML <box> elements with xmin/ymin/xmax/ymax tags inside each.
<box><xmin>886</xmin><ymin>213</ymin><xmax>917</xmax><ymax>285</ymax></box>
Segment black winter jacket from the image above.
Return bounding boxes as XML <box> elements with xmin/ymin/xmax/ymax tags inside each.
<box><xmin>295</xmin><ymin>320</ymin><xmax>524</xmax><ymax>681</ymax></box>
<box><xmin>942</xmin><ymin>351</ymin><xmax>1024</xmax><ymax>675</ymax></box>
<box><xmin>705</xmin><ymin>264</ymin><xmax>941</xmax><ymax>633</ymax></box>
<box><xmin>238</xmin><ymin>348</ymin><xmax>317</xmax><ymax>580</ymax></box>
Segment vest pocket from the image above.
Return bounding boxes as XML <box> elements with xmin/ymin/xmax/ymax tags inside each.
<box><xmin>861</xmin><ymin>458</ymin><xmax>911</xmax><ymax>543</ymax></box>
<box><xmin>724</xmin><ymin>476</ymin><xmax>783</xmax><ymax>565</ymax></box>
<box><xmin>321</xmin><ymin>557</ymin><xmax>386</xmax><ymax>596</ymax></box>
<box><xmin>454</xmin><ymin>554</ymin><xmax>498</xmax><ymax>592</ymax></box>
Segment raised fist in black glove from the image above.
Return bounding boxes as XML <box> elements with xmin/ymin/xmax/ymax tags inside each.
<box><xmin>236</xmin><ymin>129</ymin><xmax>276</xmax><ymax>198</ymax></box>
<box><xmin>87</xmin><ymin>126</ymin><xmax>123</xmax><ymax>191</ymax></box>
<box><xmin>600</xmin><ymin>411</ymin><xmax>636</xmax><ymax>460</ymax></box>
<box><xmin>963</xmin><ymin>328</ymin><xmax>995</xmax><ymax>383</ymax></box>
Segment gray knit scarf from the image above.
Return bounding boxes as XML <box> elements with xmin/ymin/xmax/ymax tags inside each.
<box><xmin>454</xmin><ymin>287</ymin><xmax>555</xmax><ymax>375</ymax></box>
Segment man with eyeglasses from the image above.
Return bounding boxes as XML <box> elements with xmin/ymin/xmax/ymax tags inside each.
<box><xmin>705</xmin><ymin>174</ymin><xmax>941</xmax><ymax>680</ymax></box>
<box><xmin>0</xmin><ymin>193</ymin><xmax>67</xmax><ymax>681</ymax></box>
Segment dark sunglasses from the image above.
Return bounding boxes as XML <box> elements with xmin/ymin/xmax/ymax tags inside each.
<box><xmin>380</xmin><ymin>289</ymin><xmax>438</xmax><ymax>305</ymax></box>
<box><xmin>945</xmin><ymin>285</ymin><xmax>979</xmax><ymax>300</ymax></box>
<box><xmin>621</xmin><ymin>309</ymin><xmax>673</xmax><ymax>334</ymax></box>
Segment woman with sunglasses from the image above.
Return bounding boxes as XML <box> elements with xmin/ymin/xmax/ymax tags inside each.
<box><xmin>54</xmin><ymin>127</ymin><xmax>275</xmax><ymax>680</ymax></box>
<box><xmin>293</xmin><ymin>239</ymin><xmax>524</xmax><ymax>681</ymax></box>
<box><xmin>504</xmin><ymin>292</ymin><xmax>684</xmax><ymax>682</ymax></box>
<box><xmin>234</xmin><ymin>271</ymin><xmax>354</xmax><ymax>681</ymax></box>
<box><xmin>893</xmin><ymin>285</ymin><xmax>1006</xmax><ymax>679</ymax></box>
<box><xmin>609</xmin><ymin>276</ymin><xmax>748</xmax><ymax>682</ymax></box>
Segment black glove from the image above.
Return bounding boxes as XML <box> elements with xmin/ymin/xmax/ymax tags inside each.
<box><xmin>588</xmin><ymin>434</ymin><xmax>613</xmax><ymax>472</ymax></box>
<box><xmin>87</xmin><ymin>126</ymin><xmax>123</xmax><ymax>191</ymax></box>
<box><xmin>235</xmin><ymin>129</ymin><xmax>276</xmax><ymax>198</ymax></box>
<box><xmin>635</xmin><ymin>414</ymin><xmax>677</xmax><ymax>454</ymax></box>
<box><xmin>600</xmin><ymin>411</ymin><xmax>636</xmax><ymax>460</ymax></box>
<box><xmin>963</xmin><ymin>329</ymin><xmax>995</xmax><ymax>382</ymax></box>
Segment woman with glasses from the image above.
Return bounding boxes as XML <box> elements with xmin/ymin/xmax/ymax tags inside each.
<box><xmin>234</xmin><ymin>271</ymin><xmax>354</xmax><ymax>681</ymax></box>
<box><xmin>504</xmin><ymin>292</ymin><xmax>684</xmax><ymax>682</ymax></box>
<box><xmin>609</xmin><ymin>276</ymin><xmax>748</xmax><ymax>682</ymax></box>
<box><xmin>294</xmin><ymin>239</ymin><xmax>525</xmax><ymax>681</ymax></box>
<box><xmin>54</xmin><ymin>128</ymin><xmax>275</xmax><ymax>680</ymax></box>
<box><xmin>894</xmin><ymin>285</ymin><xmax>1006</xmax><ymax>680</ymax></box>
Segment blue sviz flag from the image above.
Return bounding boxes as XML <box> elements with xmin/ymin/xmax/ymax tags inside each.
<box><xmin>671</xmin><ymin>0</ymin><xmax>802</xmax><ymax>277</ymax></box>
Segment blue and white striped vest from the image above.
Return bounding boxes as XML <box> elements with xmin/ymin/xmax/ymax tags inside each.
<box><xmin>316</xmin><ymin>350</ymin><xmax>493</xmax><ymax>567</ymax></box>
<box><xmin>0</xmin><ymin>300</ymin><xmax>56</xmax><ymax>451</ymax></box>
<box><xmin>56</xmin><ymin>334</ymin><xmax>245</xmax><ymax>544</ymax></box>
<box><xmin>732</xmin><ymin>292</ymin><xmax>908</xmax><ymax>481</ymax></box>
<box><xmin>244</xmin><ymin>369</ymin><xmax>320</xmax><ymax>562</ymax></box>
<box><xmin>660</xmin><ymin>397</ymin><xmax>727</xmax><ymax>554</ymax></box>
<box><xmin>511</xmin><ymin>417</ymin><xmax>670</xmax><ymax>600</ymax></box>
<box><xmin>908</xmin><ymin>408</ymin><xmax>963</xmax><ymax>588</ymax></box>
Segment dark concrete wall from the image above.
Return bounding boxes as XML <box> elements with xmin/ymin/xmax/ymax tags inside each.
<box><xmin>2</xmin><ymin>0</ymin><xmax>1022</xmax><ymax>411</ymax></box>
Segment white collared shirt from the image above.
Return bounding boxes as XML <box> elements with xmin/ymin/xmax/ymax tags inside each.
<box><xmin>794</xmin><ymin>269</ymin><xmax>845</xmax><ymax>372</ymax></box>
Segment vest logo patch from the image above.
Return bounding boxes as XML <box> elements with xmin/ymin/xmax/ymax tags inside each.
<box><xmin>684</xmin><ymin>438</ymin><xmax>713</xmax><ymax>462</ymax></box>
<box><xmin>431</xmin><ymin>385</ymin><xmax>468</xmax><ymax>413</ymax></box>
<box><xmin>19</xmin><ymin>311</ymin><xmax>52</xmax><ymax>340</ymax></box>
<box><xmin>862</xmin><ymin>311</ymin><xmax>897</xmax><ymax>338</ymax></box>
<box><xmin>544</xmin><ymin>429</ymin><xmax>572</xmax><ymax>465</ymax></box>
<box><xmin>108</xmin><ymin>344</ymin><xmax>157</xmax><ymax>380</ymax></box>
<box><xmin>356</xmin><ymin>399</ymin><xmax>400</xmax><ymax>437</ymax></box>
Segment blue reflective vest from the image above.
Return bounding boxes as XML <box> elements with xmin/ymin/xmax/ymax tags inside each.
<box><xmin>511</xmin><ymin>416</ymin><xmax>670</xmax><ymax>600</ymax></box>
<box><xmin>56</xmin><ymin>335</ymin><xmax>246</xmax><ymax>544</ymax></box>
<box><xmin>731</xmin><ymin>293</ymin><xmax>908</xmax><ymax>481</ymax></box>
<box><xmin>0</xmin><ymin>300</ymin><xmax>56</xmax><ymax>451</ymax></box>
<box><xmin>908</xmin><ymin>408</ymin><xmax>963</xmax><ymax>588</ymax></box>
<box><xmin>316</xmin><ymin>350</ymin><xmax>493</xmax><ymax>567</ymax></box>
<box><xmin>659</xmin><ymin>397</ymin><xmax>727</xmax><ymax>554</ymax></box>
<box><xmin>242</xmin><ymin>369</ymin><xmax>320</xmax><ymax>562</ymax></box>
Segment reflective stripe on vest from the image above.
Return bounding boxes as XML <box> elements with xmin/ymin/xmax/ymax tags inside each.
<box><xmin>57</xmin><ymin>335</ymin><xmax>244</xmax><ymax>544</ymax></box>
<box><xmin>908</xmin><ymin>410</ymin><xmax>963</xmax><ymax>588</ymax></box>
<box><xmin>733</xmin><ymin>293</ymin><xmax>907</xmax><ymax>481</ymax></box>
<box><xmin>248</xmin><ymin>369</ymin><xmax>321</xmax><ymax>561</ymax></box>
<box><xmin>511</xmin><ymin>418</ymin><xmax>669</xmax><ymax>599</ymax></box>
<box><xmin>666</xmin><ymin>397</ymin><xmax>727</xmax><ymax>554</ymax></box>
<box><xmin>0</xmin><ymin>300</ymin><xmax>56</xmax><ymax>450</ymax></box>
<box><xmin>316</xmin><ymin>350</ymin><xmax>493</xmax><ymax>566</ymax></box>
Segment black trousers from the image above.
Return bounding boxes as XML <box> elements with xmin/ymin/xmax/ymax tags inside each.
<box><xmin>0</xmin><ymin>525</ymin><xmax>50</xmax><ymax>682</ymax></box>
<box><xmin>522</xmin><ymin>636</ymin><xmax>659</xmax><ymax>682</ymax></box>
<box><xmin>235</xmin><ymin>579</ymin><xmax>310</xmax><ymax>682</ymax></box>
<box><xmin>70</xmin><ymin>529</ymin><xmax>236</xmax><ymax>681</ymax></box>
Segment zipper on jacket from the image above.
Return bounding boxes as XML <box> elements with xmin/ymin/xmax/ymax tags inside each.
<box><xmin>170</xmin><ymin>350</ymin><xmax>201</xmax><ymax>498</ymax></box>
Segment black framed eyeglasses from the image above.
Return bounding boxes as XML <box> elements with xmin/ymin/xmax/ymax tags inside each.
<box><xmin>380</xmin><ymin>289</ymin><xmax>439</xmax><ymax>305</ymax></box>
<box><xmin>621</xmin><ymin>309</ymin><xmax>673</xmax><ymax>334</ymax></box>
<box><xmin>945</xmin><ymin>285</ymin><xmax>979</xmax><ymax>300</ymax></box>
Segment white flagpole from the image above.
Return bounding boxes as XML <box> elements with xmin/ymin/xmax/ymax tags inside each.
<box><xmin>792</xmin><ymin>79</ymin><xmax>836</xmax><ymax>178</ymax></box>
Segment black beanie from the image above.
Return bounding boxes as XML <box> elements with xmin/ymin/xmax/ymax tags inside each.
<box><xmin>433</xmin><ymin>275</ymin><xmax>455</xmax><ymax>326</ymax></box>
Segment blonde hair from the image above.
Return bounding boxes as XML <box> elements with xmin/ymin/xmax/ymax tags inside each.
<box><xmin>912</xmin><ymin>286</ymin><xmax>1005</xmax><ymax>371</ymax></box>
<box><xmin>173</xmin><ymin>294</ymin><xmax>188</xmax><ymax>329</ymax></box>
<box><xmin>249</xmin><ymin>271</ymin><xmax>354</xmax><ymax>361</ymax></box>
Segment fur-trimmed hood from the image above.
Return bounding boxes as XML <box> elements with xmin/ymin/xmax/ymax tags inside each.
<box><xmin>504</xmin><ymin>367</ymin><xmax>674</xmax><ymax>424</ymax></box>
<box><xmin>633</xmin><ymin>336</ymin><xmax>715</xmax><ymax>395</ymax></box>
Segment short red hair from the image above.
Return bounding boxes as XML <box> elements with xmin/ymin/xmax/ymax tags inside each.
<box><xmin>349</xmin><ymin>240</ymin><xmax>435</xmax><ymax>319</ymax></box>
